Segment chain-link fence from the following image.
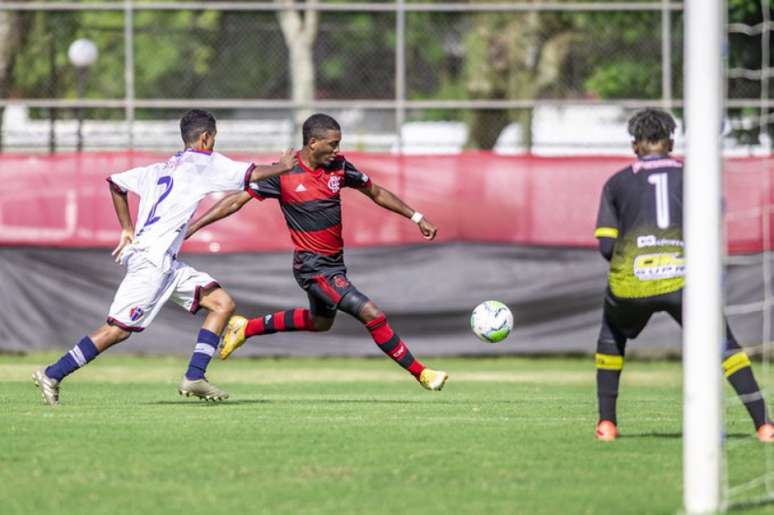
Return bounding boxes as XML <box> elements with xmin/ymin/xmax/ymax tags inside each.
<box><xmin>0</xmin><ymin>1</ymin><xmax>771</xmax><ymax>153</ymax></box>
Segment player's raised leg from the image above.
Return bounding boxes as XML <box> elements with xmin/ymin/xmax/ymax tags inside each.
<box><xmin>334</xmin><ymin>284</ymin><xmax>447</xmax><ymax>391</ymax></box>
<box><xmin>33</xmin><ymin>324</ymin><xmax>131</xmax><ymax>406</ymax></box>
<box><xmin>178</xmin><ymin>284</ymin><xmax>234</xmax><ymax>401</ymax></box>
<box><xmin>220</xmin><ymin>307</ymin><xmax>320</xmax><ymax>359</ymax></box>
<box><xmin>220</xmin><ymin>281</ymin><xmax>338</xmax><ymax>359</ymax></box>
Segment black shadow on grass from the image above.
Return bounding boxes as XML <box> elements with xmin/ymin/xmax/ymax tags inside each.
<box><xmin>149</xmin><ymin>399</ymin><xmax>271</xmax><ymax>406</ymax></box>
<box><xmin>148</xmin><ymin>398</ymin><xmax>527</xmax><ymax>406</ymax></box>
<box><xmin>254</xmin><ymin>398</ymin><xmax>530</xmax><ymax>405</ymax></box>
<box><xmin>728</xmin><ymin>497</ymin><xmax>774</xmax><ymax>512</ymax></box>
<box><xmin>622</xmin><ymin>432</ymin><xmax>750</xmax><ymax>439</ymax></box>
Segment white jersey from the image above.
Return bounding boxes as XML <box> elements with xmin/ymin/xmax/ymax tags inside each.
<box><xmin>108</xmin><ymin>149</ymin><xmax>252</xmax><ymax>269</ymax></box>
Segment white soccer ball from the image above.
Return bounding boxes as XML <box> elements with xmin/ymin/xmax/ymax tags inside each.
<box><xmin>470</xmin><ymin>300</ymin><xmax>513</xmax><ymax>343</ymax></box>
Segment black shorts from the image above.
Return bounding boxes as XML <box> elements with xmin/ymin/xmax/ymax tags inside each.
<box><xmin>292</xmin><ymin>252</ymin><xmax>370</xmax><ymax>319</ymax></box>
<box><xmin>599</xmin><ymin>287</ymin><xmax>739</xmax><ymax>351</ymax></box>
<box><xmin>601</xmin><ymin>288</ymin><xmax>682</xmax><ymax>342</ymax></box>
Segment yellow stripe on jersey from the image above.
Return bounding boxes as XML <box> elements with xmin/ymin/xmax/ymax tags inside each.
<box><xmin>595</xmin><ymin>353</ymin><xmax>624</xmax><ymax>370</ymax></box>
<box><xmin>595</xmin><ymin>227</ymin><xmax>619</xmax><ymax>239</ymax></box>
<box><xmin>722</xmin><ymin>352</ymin><xmax>752</xmax><ymax>377</ymax></box>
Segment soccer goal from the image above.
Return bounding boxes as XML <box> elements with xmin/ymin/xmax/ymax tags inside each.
<box><xmin>684</xmin><ymin>0</ymin><xmax>774</xmax><ymax>512</ymax></box>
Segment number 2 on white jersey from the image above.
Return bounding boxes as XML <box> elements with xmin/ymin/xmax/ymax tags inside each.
<box><xmin>647</xmin><ymin>172</ymin><xmax>670</xmax><ymax>229</ymax></box>
<box><xmin>143</xmin><ymin>176</ymin><xmax>174</xmax><ymax>228</ymax></box>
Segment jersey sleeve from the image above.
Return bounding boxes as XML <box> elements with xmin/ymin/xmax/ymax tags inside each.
<box><xmin>246</xmin><ymin>175</ymin><xmax>282</xmax><ymax>201</ymax></box>
<box><xmin>207</xmin><ymin>152</ymin><xmax>254</xmax><ymax>193</ymax></box>
<box><xmin>107</xmin><ymin>165</ymin><xmax>149</xmax><ymax>195</ymax></box>
<box><xmin>595</xmin><ymin>178</ymin><xmax>619</xmax><ymax>239</ymax></box>
<box><xmin>342</xmin><ymin>160</ymin><xmax>371</xmax><ymax>189</ymax></box>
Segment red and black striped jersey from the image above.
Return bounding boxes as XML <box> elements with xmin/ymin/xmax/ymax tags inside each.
<box><xmin>246</xmin><ymin>154</ymin><xmax>371</xmax><ymax>256</ymax></box>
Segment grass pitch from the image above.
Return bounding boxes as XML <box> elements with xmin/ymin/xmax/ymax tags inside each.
<box><xmin>1</xmin><ymin>354</ymin><xmax>772</xmax><ymax>514</ymax></box>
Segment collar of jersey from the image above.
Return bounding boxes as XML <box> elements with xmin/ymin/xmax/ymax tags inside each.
<box><xmin>178</xmin><ymin>148</ymin><xmax>213</xmax><ymax>157</ymax></box>
<box><xmin>298</xmin><ymin>154</ymin><xmax>325</xmax><ymax>177</ymax></box>
<box><xmin>638</xmin><ymin>154</ymin><xmax>670</xmax><ymax>161</ymax></box>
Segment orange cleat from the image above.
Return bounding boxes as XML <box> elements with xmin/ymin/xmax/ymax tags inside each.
<box><xmin>756</xmin><ymin>423</ymin><xmax>774</xmax><ymax>443</ymax></box>
<box><xmin>595</xmin><ymin>420</ymin><xmax>619</xmax><ymax>441</ymax></box>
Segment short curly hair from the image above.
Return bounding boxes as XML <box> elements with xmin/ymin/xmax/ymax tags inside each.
<box><xmin>627</xmin><ymin>108</ymin><xmax>676</xmax><ymax>143</ymax></box>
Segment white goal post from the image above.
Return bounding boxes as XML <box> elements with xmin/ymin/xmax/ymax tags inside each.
<box><xmin>683</xmin><ymin>0</ymin><xmax>725</xmax><ymax>513</ymax></box>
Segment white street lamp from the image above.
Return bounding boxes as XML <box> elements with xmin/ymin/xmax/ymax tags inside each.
<box><xmin>68</xmin><ymin>38</ymin><xmax>98</xmax><ymax>68</ymax></box>
<box><xmin>68</xmin><ymin>38</ymin><xmax>98</xmax><ymax>152</ymax></box>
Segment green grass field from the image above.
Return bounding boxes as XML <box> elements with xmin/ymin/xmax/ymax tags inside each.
<box><xmin>1</xmin><ymin>354</ymin><xmax>772</xmax><ymax>514</ymax></box>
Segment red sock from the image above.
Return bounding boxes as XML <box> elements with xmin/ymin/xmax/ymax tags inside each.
<box><xmin>245</xmin><ymin>308</ymin><xmax>314</xmax><ymax>337</ymax></box>
<box><xmin>365</xmin><ymin>314</ymin><xmax>425</xmax><ymax>378</ymax></box>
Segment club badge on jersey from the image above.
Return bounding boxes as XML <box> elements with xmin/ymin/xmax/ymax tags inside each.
<box><xmin>328</xmin><ymin>176</ymin><xmax>342</xmax><ymax>193</ymax></box>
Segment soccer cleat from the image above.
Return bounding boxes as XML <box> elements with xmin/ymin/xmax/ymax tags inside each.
<box><xmin>595</xmin><ymin>420</ymin><xmax>619</xmax><ymax>441</ymax></box>
<box><xmin>219</xmin><ymin>315</ymin><xmax>248</xmax><ymax>360</ymax></box>
<box><xmin>419</xmin><ymin>368</ymin><xmax>448</xmax><ymax>391</ymax></box>
<box><xmin>756</xmin><ymin>423</ymin><xmax>774</xmax><ymax>443</ymax></box>
<box><xmin>32</xmin><ymin>368</ymin><xmax>60</xmax><ymax>406</ymax></box>
<box><xmin>178</xmin><ymin>376</ymin><xmax>229</xmax><ymax>401</ymax></box>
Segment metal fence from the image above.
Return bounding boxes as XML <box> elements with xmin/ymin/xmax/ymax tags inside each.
<box><xmin>0</xmin><ymin>1</ymin><xmax>771</xmax><ymax>153</ymax></box>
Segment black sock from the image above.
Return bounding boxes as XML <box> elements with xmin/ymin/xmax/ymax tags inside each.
<box><xmin>596</xmin><ymin>353</ymin><xmax>624</xmax><ymax>424</ymax></box>
<box><xmin>724</xmin><ymin>351</ymin><xmax>768</xmax><ymax>429</ymax></box>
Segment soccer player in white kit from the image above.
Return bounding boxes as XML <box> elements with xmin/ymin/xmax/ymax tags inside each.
<box><xmin>33</xmin><ymin>109</ymin><xmax>296</xmax><ymax>405</ymax></box>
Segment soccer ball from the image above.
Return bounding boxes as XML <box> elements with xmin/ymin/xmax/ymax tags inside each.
<box><xmin>470</xmin><ymin>300</ymin><xmax>513</xmax><ymax>343</ymax></box>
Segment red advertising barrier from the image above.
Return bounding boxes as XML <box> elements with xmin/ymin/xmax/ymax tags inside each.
<box><xmin>0</xmin><ymin>151</ymin><xmax>768</xmax><ymax>253</ymax></box>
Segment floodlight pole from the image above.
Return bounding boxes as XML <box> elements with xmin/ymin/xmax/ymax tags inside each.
<box><xmin>683</xmin><ymin>0</ymin><xmax>725</xmax><ymax>513</ymax></box>
<box><xmin>68</xmin><ymin>38</ymin><xmax>98</xmax><ymax>152</ymax></box>
<box><xmin>75</xmin><ymin>67</ymin><xmax>87</xmax><ymax>152</ymax></box>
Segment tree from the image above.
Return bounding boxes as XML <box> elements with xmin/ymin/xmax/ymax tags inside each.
<box><xmin>275</xmin><ymin>0</ymin><xmax>318</xmax><ymax>128</ymax></box>
<box><xmin>0</xmin><ymin>10</ymin><xmax>29</xmax><ymax>149</ymax></box>
<box><xmin>462</xmin><ymin>11</ymin><xmax>574</xmax><ymax>149</ymax></box>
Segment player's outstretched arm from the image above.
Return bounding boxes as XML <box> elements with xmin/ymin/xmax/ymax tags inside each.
<box><xmin>185</xmin><ymin>191</ymin><xmax>252</xmax><ymax>240</ymax></box>
<box><xmin>109</xmin><ymin>185</ymin><xmax>135</xmax><ymax>262</ymax></box>
<box><xmin>249</xmin><ymin>148</ymin><xmax>297</xmax><ymax>182</ymax></box>
<box><xmin>357</xmin><ymin>182</ymin><xmax>437</xmax><ymax>240</ymax></box>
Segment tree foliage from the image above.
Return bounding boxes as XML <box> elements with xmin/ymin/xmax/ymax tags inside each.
<box><xmin>4</xmin><ymin>1</ymin><xmax>772</xmax><ymax>146</ymax></box>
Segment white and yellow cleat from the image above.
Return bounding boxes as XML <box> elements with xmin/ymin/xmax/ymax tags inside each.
<box><xmin>32</xmin><ymin>368</ymin><xmax>60</xmax><ymax>406</ymax></box>
<box><xmin>219</xmin><ymin>315</ymin><xmax>248</xmax><ymax>360</ymax></box>
<box><xmin>419</xmin><ymin>368</ymin><xmax>448</xmax><ymax>391</ymax></box>
<box><xmin>178</xmin><ymin>376</ymin><xmax>229</xmax><ymax>401</ymax></box>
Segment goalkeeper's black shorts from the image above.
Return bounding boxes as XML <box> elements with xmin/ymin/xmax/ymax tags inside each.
<box><xmin>599</xmin><ymin>288</ymin><xmax>739</xmax><ymax>350</ymax></box>
<box><xmin>601</xmin><ymin>288</ymin><xmax>683</xmax><ymax>340</ymax></box>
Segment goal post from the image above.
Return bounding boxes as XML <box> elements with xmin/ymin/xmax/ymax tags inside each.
<box><xmin>683</xmin><ymin>0</ymin><xmax>725</xmax><ymax>513</ymax></box>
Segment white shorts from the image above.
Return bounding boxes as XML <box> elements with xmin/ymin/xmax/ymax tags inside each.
<box><xmin>107</xmin><ymin>253</ymin><xmax>219</xmax><ymax>332</ymax></box>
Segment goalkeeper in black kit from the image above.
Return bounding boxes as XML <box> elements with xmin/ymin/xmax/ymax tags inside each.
<box><xmin>593</xmin><ymin>108</ymin><xmax>774</xmax><ymax>442</ymax></box>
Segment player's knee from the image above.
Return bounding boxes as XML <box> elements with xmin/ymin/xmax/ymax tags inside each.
<box><xmin>312</xmin><ymin>316</ymin><xmax>334</xmax><ymax>332</ymax></box>
<box><xmin>204</xmin><ymin>289</ymin><xmax>235</xmax><ymax>317</ymax></box>
<box><xmin>93</xmin><ymin>323</ymin><xmax>131</xmax><ymax>349</ymax></box>
<box><xmin>220</xmin><ymin>296</ymin><xmax>236</xmax><ymax>316</ymax></box>
<box><xmin>110</xmin><ymin>326</ymin><xmax>131</xmax><ymax>343</ymax></box>
<box><xmin>357</xmin><ymin>302</ymin><xmax>383</xmax><ymax>323</ymax></box>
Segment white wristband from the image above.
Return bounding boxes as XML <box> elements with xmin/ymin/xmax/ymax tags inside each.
<box><xmin>411</xmin><ymin>211</ymin><xmax>424</xmax><ymax>224</ymax></box>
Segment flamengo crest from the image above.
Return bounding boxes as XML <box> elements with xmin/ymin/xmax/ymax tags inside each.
<box><xmin>328</xmin><ymin>176</ymin><xmax>342</xmax><ymax>193</ymax></box>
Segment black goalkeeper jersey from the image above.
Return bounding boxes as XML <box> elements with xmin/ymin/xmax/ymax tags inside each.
<box><xmin>595</xmin><ymin>155</ymin><xmax>685</xmax><ymax>298</ymax></box>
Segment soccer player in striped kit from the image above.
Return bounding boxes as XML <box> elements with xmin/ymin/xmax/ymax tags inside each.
<box><xmin>593</xmin><ymin>108</ymin><xmax>774</xmax><ymax>441</ymax></box>
<box><xmin>33</xmin><ymin>110</ymin><xmax>297</xmax><ymax>405</ymax></box>
<box><xmin>186</xmin><ymin>113</ymin><xmax>448</xmax><ymax>391</ymax></box>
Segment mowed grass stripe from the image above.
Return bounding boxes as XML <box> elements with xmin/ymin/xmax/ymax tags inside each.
<box><xmin>0</xmin><ymin>362</ymin><xmax>685</xmax><ymax>386</ymax></box>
